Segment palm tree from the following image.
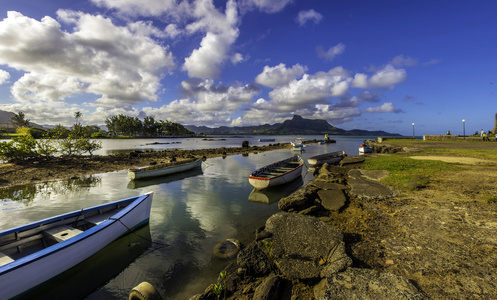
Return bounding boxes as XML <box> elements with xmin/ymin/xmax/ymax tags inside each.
<box><xmin>74</xmin><ymin>111</ymin><xmax>82</xmax><ymax>125</ymax></box>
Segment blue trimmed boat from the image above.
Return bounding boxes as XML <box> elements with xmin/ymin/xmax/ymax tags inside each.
<box><xmin>0</xmin><ymin>192</ymin><xmax>153</xmax><ymax>299</ymax></box>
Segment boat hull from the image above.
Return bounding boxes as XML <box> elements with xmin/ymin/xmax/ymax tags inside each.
<box><xmin>128</xmin><ymin>158</ymin><xmax>202</xmax><ymax>180</ymax></box>
<box><xmin>249</xmin><ymin>155</ymin><xmax>304</xmax><ymax>190</ymax></box>
<box><xmin>308</xmin><ymin>151</ymin><xmax>346</xmax><ymax>166</ymax></box>
<box><xmin>0</xmin><ymin>193</ymin><xmax>153</xmax><ymax>299</ymax></box>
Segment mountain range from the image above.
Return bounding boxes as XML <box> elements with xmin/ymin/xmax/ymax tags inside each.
<box><xmin>186</xmin><ymin>115</ymin><xmax>401</xmax><ymax>136</ymax></box>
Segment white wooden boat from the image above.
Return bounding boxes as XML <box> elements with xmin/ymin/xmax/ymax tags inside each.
<box><xmin>249</xmin><ymin>155</ymin><xmax>304</xmax><ymax>190</ymax></box>
<box><xmin>308</xmin><ymin>150</ymin><xmax>346</xmax><ymax>166</ymax></box>
<box><xmin>128</xmin><ymin>157</ymin><xmax>202</xmax><ymax>180</ymax></box>
<box><xmin>0</xmin><ymin>192</ymin><xmax>153</xmax><ymax>299</ymax></box>
<box><xmin>359</xmin><ymin>144</ymin><xmax>373</xmax><ymax>154</ymax></box>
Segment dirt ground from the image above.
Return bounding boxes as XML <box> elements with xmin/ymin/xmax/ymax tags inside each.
<box><xmin>332</xmin><ymin>140</ymin><xmax>497</xmax><ymax>299</ymax></box>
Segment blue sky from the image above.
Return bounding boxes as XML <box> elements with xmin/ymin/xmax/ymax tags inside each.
<box><xmin>0</xmin><ymin>0</ymin><xmax>496</xmax><ymax>136</ymax></box>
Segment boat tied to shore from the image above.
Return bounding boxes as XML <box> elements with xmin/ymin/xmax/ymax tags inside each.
<box><xmin>0</xmin><ymin>192</ymin><xmax>154</xmax><ymax>299</ymax></box>
<box><xmin>307</xmin><ymin>150</ymin><xmax>347</xmax><ymax>166</ymax></box>
<box><xmin>249</xmin><ymin>155</ymin><xmax>304</xmax><ymax>190</ymax></box>
<box><xmin>128</xmin><ymin>157</ymin><xmax>203</xmax><ymax>180</ymax></box>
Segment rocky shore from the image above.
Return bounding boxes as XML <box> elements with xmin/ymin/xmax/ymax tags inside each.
<box><xmin>191</xmin><ymin>141</ymin><xmax>497</xmax><ymax>300</ymax></box>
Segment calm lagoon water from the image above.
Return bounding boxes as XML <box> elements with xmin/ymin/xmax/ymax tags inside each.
<box><xmin>0</xmin><ymin>135</ymin><xmax>372</xmax><ymax>299</ymax></box>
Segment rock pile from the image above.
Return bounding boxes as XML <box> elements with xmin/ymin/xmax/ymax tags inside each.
<box><xmin>190</xmin><ymin>160</ymin><xmax>426</xmax><ymax>300</ymax></box>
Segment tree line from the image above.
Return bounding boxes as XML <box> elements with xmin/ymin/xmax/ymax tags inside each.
<box><xmin>104</xmin><ymin>114</ymin><xmax>194</xmax><ymax>137</ymax></box>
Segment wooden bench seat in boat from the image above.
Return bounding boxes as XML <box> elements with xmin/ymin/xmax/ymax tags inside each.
<box><xmin>85</xmin><ymin>210</ymin><xmax>117</xmax><ymax>226</ymax></box>
<box><xmin>43</xmin><ymin>225</ymin><xmax>83</xmax><ymax>243</ymax></box>
<box><xmin>0</xmin><ymin>251</ymin><xmax>14</xmax><ymax>267</ymax></box>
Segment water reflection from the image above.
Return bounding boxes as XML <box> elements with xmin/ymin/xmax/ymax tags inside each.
<box><xmin>127</xmin><ymin>168</ymin><xmax>203</xmax><ymax>189</ymax></box>
<box><xmin>248</xmin><ymin>176</ymin><xmax>304</xmax><ymax>205</ymax></box>
<box><xmin>21</xmin><ymin>225</ymin><xmax>152</xmax><ymax>300</ymax></box>
<box><xmin>0</xmin><ymin>176</ymin><xmax>102</xmax><ymax>207</ymax></box>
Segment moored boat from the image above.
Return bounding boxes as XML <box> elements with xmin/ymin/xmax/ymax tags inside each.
<box><xmin>259</xmin><ymin>138</ymin><xmax>276</xmax><ymax>142</ymax></box>
<box><xmin>128</xmin><ymin>157</ymin><xmax>203</xmax><ymax>180</ymax></box>
<box><xmin>308</xmin><ymin>150</ymin><xmax>346</xmax><ymax>166</ymax></box>
<box><xmin>249</xmin><ymin>155</ymin><xmax>304</xmax><ymax>190</ymax></box>
<box><xmin>0</xmin><ymin>192</ymin><xmax>153</xmax><ymax>299</ymax></box>
<box><xmin>359</xmin><ymin>144</ymin><xmax>373</xmax><ymax>154</ymax></box>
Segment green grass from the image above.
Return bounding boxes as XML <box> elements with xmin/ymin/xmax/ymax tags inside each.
<box><xmin>363</xmin><ymin>155</ymin><xmax>461</xmax><ymax>190</ymax></box>
<box><xmin>417</xmin><ymin>148</ymin><xmax>497</xmax><ymax>160</ymax></box>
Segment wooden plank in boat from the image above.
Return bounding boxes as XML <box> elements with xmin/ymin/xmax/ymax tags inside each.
<box><xmin>0</xmin><ymin>234</ymin><xmax>44</xmax><ymax>252</ymax></box>
<box><xmin>0</xmin><ymin>252</ymin><xmax>14</xmax><ymax>267</ymax></box>
<box><xmin>17</xmin><ymin>215</ymin><xmax>85</xmax><ymax>239</ymax></box>
<box><xmin>43</xmin><ymin>225</ymin><xmax>83</xmax><ymax>243</ymax></box>
<box><xmin>85</xmin><ymin>210</ymin><xmax>117</xmax><ymax>226</ymax></box>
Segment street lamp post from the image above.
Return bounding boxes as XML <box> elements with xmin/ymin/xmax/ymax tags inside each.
<box><xmin>462</xmin><ymin>119</ymin><xmax>465</xmax><ymax>140</ymax></box>
<box><xmin>412</xmin><ymin>123</ymin><xmax>415</xmax><ymax>138</ymax></box>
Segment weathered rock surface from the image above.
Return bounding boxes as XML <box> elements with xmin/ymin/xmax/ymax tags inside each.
<box><xmin>264</xmin><ymin>212</ymin><xmax>352</xmax><ymax>280</ymax></box>
<box><xmin>253</xmin><ymin>273</ymin><xmax>285</xmax><ymax>300</ymax></box>
<box><xmin>308</xmin><ymin>180</ymin><xmax>347</xmax><ymax>190</ymax></box>
<box><xmin>320</xmin><ymin>267</ymin><xmax>427</xmax><ymax>300</ymax></box>
<box><xmin>348</xmin><ymin>169</ymin><xmax>395</xmax><ymax>200</ymax></box>
<box><xmin>317</xmin><ymin>189</ymin><xmax>347</xmax><ymax>211</ymax></box>
<box><xmin>278</xmin><ymin>185</ymin><xmax>319</xmax><ymax>211</ymax></box>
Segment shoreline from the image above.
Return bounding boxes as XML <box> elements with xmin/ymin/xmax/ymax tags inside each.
<box><xmin>0</xmin><ymin>143</ymin><xmax>292</xmax><ymax>189</ymax></box>
<box><xmin>192</xmin><ymin>140</ymin><xmax>497</xmax><ymax>299</ymax></box>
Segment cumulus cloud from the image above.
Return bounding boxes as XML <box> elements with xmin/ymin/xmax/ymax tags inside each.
<box><xmin>296</xmin><ymin>9</ymin><xmax>323</xmax><ymax>26</ymax></box>
<box><xmin>317</xmin><ymin>43</ymin><xmax>345</xmax><ymax>61</ymax></box>
<box><xmin>351</xmin><ymin>65</ymin><xmax>406</xmax><ymax>89</ymax></box>
<box><xmin>90</xmin><ymin>0</ymin><xmax>183</xmax><ymax>18</ymax></box>
<box><xmin>241</xmin><ymin>0</ymin><xmax>294</xmax><ymax>14</ymax></box>
<box><xmin>268</xmin><ymin>67</ymin><xmax>352</xmax><ymax>112</ymax></box>
<box><xmin>0</xmin><ymin>11</ymin><xmax>175</xmax><ymax>106</ymax></box>
<box><xmin>182</xmin><ymin>0</ymin><xmax>239</xmax><ymax>78</ymax></box>
<box><xmin>255</xmin><ymin>63</ymin><xmax>307</xmax><ymax>88</ymax></box>
<box><xmin>0</xmin><ymin>69</ymin><xmax>10</xmax><ymax>84</ymax></box>
<box><xmin>142</xmin><ymin>79</ymin><xmax>259</xmax><ymax>126</ymax></box>
<box><xmin>363</xmin><ymin>102</ymin><xmax>402</xmax><ymax>113</ymax></box>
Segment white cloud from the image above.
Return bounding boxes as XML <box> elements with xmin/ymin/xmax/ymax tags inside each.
<box><xmin>142</xmin><ymin>79</ymin><xmax>258</xmax><ymax>126</ymax></box>
<box><xmin>352</xmin><ymin>65</ymin><xmax>406</xmax><ymax>89</ymax></box>
<box><xmin>255</xmin><ymin>63</ymin><xmax>307</xmax><ymax>88</ymax></box>
<box><xmin>90</xmin><ymin>0</ymin><xmax>182</xmax><ymax>18</ymax></box>
<box><xmin>363</xmin><ymin>102</ymin><xmax>401</xmax><ymax>113</ymax></box>
<box><xmin>317</xmin><ymin>43</ymin><xmax>345</xmax><ymax>61</ymax></box>
<box><xmin>0</xmin><ymin>69</ymin><xmax>10</xmax><ymax>84</ymax></box>
<box><xmin>296</xmin><ymin>9</ymin><xmax>323</xmax><ymax>26</ymax></box>
<box><xmin>268</xmin><ymin>67</ymin><xmax>352</xmax><ymax>112</ymax></box>
<box><xmin>0</xmin><ymin>11</ymin><xmax>175</xmax><ymax>106</ymax></box>
<box><xmin>389</xmin><ymin>55</ymin><xmax>418</xmax><ymax>67</ymax></box>
<box><xmin>182</xmin><ymin>0</ymin><xmax>240</xmax><ymax>78</ymax></box>
<box><xmin>242</xmin><ymin>0</ymin><xmax>294</xmax><ymax>14</ymax></box>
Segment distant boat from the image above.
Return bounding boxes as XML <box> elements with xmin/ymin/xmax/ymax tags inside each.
<box><xmin>290</xmin><ymin>140</ymin><xmax>306</xmax><ymax>151</ymax></box>
<box><xmin>0</xmin><ymin>193</ymin><xmax>153</xmax><ymax>299</ymax></box>
<box><xmin>308</xmin><ymin>150</ymin><xmax>346</xmax><ymax>166</ymax></box>
<box><xmin>128</xmin><ymin>157</ymin><xmax>203</xmax><ymax>180</ymax></box>
<box><xmin>249</xmin><ymin>155</ymin><xmax>304</xmax><ymax>190</ymax></box>
<box><xmin>359</xmin><ymin>144</ymin><xmax>373</xmax><ymax>154</ymax></box>
<box><xmin>259</xmin><ymin>138</ymin><xmax>276</xmax><ymax>142</ymax></box>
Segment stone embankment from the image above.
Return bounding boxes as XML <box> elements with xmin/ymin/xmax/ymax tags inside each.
<box><xmin>190</xmin><ymin>156</ymin><xmax>426</xmax><ymax>300</ymax></box>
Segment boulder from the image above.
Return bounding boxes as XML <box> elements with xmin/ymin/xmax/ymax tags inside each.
<box><xmin>348</xmin><ymin>169</ymin><xmax>395</xmax><ymax>201</ymax></box>
<box><xmin>253</xmin><ymin>273</ymin><xmax>285</xmax><ymax>300</ymax></box>
<box><xmin>317</xmin><ymin>189</ymin><xmax>347</xmax><ymax>211</ymax></box>
<box><xmin>236</xmin><ymin>242</ymin><xmax>272</xmax><ymax>277</ymax></box>
<box><xmin>278</xmin><ymin>185</ymin><xmax>319</xmax><ymax>211</ymax></box>
<box><xmin>264</xmin><ymin>212</ymin><xmax>352</xmax><ymax>280</ymax></box>
<box><xmin>320</xmin><ymin>267</ymin><xmax>427</xmax><ymax>299</ymax></box>
<box><xmin>309</xmin><ymin>181</ymin><xmax>347</xmax><ymax>190</ymax></box>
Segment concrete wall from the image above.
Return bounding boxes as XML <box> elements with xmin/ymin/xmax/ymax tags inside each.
<box><xmin>422</xmin><ymin>135</ymin><xmax>489</xmax><ymax>141</ymax></box>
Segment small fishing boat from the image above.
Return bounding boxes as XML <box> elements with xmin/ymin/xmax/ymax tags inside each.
<box><xmin>359</xmin><ymin>144</ymin><xmax>373</xmax><ymax>154</ymax></box>
<box><xmin>249</xmin><ymin>155</ymin><xmax>304</xmax><ymax>190</ymax></box>
<box><xmin>308</xmin><ymin>150</ymin><xmax>346</xmax><ymax>166</ymax></box>
<box><xmin>0</xmin><ymin>193</ymin><xmax>153</xmax><ymax>299</ymax></box>
<box><xmin>259</xmin><ymin>138</ymin><xmax>276</xmax><ymax>142</ymax></box>
<box><xmin>290</xmin><ymin>140</ymin><xmax>306</xmax><ymax>151</ymax></box>
<box><xmin>128</xmin><ymin>157</ymin><xmax>203</xmax><ymax>180</ymax></box>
